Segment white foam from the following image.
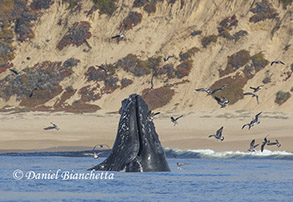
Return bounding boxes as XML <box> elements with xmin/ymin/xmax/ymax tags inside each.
<box><xmin>165</xmin><ymin>147</ymin><xmax>293</xmax><ymax>158</ymax></box>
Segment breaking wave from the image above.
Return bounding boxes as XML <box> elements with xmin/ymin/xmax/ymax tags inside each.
<box><xmin>1</xmin><ymin>148</ymin><xmax>293</xmax><ymax>160</ymax></box>
<box><xmin>164</xmin><ymin>148</ymin><xmax>293</xmax><ymax>160</ymax></box>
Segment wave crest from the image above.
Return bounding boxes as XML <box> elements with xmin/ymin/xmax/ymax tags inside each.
<box><xmin>164</xmin><ymin>148</ymin><xmax>293</xmax><ymax>160</ymax></box>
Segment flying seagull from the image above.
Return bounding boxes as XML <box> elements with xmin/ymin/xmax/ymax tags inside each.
<box><xmin>195</xmin><ymin>88</ymin><xmax>212</xmax><ymax>94</ymax></box>
<box><xmin>251</xmin><ymin>112</ymin><xmax>262</xmax><ymax>125</ymax></box>
<box><xmin>92</xmin><ymin>144</ymin><xmax>109</xmax><ymax>160</ymax></box>
<box><xmin>261</xmin><ymin>135</ymin><xmax>270</xmax><ymax>152</ymax></box>
<box><xmin>241</xmin><ymin>122</ymin><xmax>253</xmax><ymax>130</ymax></box>
<box><xmin>267</xmin><ymin>139</ymin><xmax>281</xmax><ymax>148</ymax></box>
<box><xmin>171</xmin><ymin>115</ymin><xmax>183</xmax><ymax>126</ymax></box>
<box><xmin>195</xmin><ymin>85</ymin><xmax>227</xmax><ymax>95</ymax></box>
<box><xmin>214</xmin><ymin>96</ymin><xmax>229</xmax><ymax>108</ymax></box>
<box><xmin>248</xmin><ymin>139</ymin><xmax>259</xmax><ymax>152</ymax></box>
<box><xmin>208</xmin><ymin>126</ymin><xmax>224</xmax><ymax>141</ymax></box>
<box><xmin>93</xmin><ymin>151</ymin><xmax>106</xmax><ymax>160</ymax></box>
<box><xmin>243</xmin><ymin>92</ymin><xmax>259</xmax><ymax>104</ymax></box>
<box><xmin>150</xmin><ymin>73</ymin><xmax>154</xmax><ymax>90</ymax></box>
<box><xmin>242</xmin><ymin>112</ymin><xmax>262</xmax><ymax>130</ymax></box>
<box><xmin>9</xmin><ymin>69</ymin><xmax>20</xmax><ymax>75</ymax></box>
<box><xmin>174</xmin><ymin>155</ymin><xmax>189</xmax><ymax>170</ymax></box>
<box><xmin>29</xmin><ymin>85</ymin><xmax>39</xmax><ymax>98</ymax></box>
<box><xmin>163</xmin><ymin>55</ymin><xmax>175</xmax><ymax>62</ymax></box>
<box><xmin>93</xmin><ymin>144</ymin><xmax>110</xmax><ymax>150</ymax></box>
<box><xmin>111</xmin><ymin>25</ymin><xmax>126</xmax><ymax>39</ymax></box>
<box><xmin>43</xmin><ymin>122</ymin><xmax>60</xmax><ymax>131</ymax></box>
<box><xmin>271</xmin><ymin>60</ymin><xmax>285</xmax><ymax>66</ymax></box>
<box><xmin>250</xmin><ymin>85</ymin><xmax>264</xmax><ymax>93</ymax></box>
<box><xmin>147</xmin><ymin>111</ymin><xmax>160</xmax><ymax>121</ymax></box>
<box><xmin>96</xmin><ymin>65</ymin><xmax>108</xmax><ymax>74</ymax></box>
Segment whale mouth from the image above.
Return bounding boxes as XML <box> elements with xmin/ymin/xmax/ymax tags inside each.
<box><xmin>134</xmin><ymin>95</ymin><xmax>144</xmax><ymax>158</ymax></box>
<box><xmin>89</xmin><ymin>94</ymin><xmax>170</xmax><ymax>172</ymax></box>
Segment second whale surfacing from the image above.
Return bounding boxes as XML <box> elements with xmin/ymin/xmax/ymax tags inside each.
<box><xmin>89</xmin><ymin>94</ymin><xmax>170</xmax><ymax>172</ymax></box>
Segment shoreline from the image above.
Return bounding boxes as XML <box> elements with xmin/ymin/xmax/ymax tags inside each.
<box><xmin>0</xmin><ymin>111</ymin><xmax>292</xmax><ymax>153</ymax></box>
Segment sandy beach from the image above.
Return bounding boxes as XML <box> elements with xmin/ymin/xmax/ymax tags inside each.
<box><xmin>0</xmin><ymin>110</ymin><xmax>292</xmax><ymax>153</ymax></box>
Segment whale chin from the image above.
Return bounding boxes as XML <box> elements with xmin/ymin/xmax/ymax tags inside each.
<box><xmin>89</xmin><ymin>94</ymin><xmax>170</xmax><ymax>172</ymax></box>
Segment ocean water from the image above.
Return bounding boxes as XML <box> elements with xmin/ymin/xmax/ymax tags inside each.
<box><xmin>0</xmin><ymin>149</ymin><xmax>293</xmax><ymax>202</ymax></box>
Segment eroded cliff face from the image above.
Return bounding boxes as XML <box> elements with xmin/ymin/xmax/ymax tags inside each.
<box><xmin>0</xmin><ymin>0</ymin><xmax>292</xmax><ymax>113</ymax></box>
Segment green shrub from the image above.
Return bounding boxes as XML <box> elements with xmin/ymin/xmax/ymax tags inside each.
<box><xmin>280</xmin><ymin>0</ymin><xmax>293</xmax><ymax>9</ymax></box>
<box><xmin>275</xmin><ymin>91</ymin><xmax>291</xmax><ymax>105</ymax></box>
<box><xmin>262</xmin><ymin>76</ymin><xmax>271</xmax><ymax>84</ymax></box>
<box><xmin>210</xmin><ymin>73</ymin><xmax>247</xmax><ymax>105</ymax></box>
<box><xmin>179</xmin><ymin>47</ymin><xmax>200</xmax><ymax>62</ymax></box>
<box><xmin>57</xmin><ymin>21</ymin><xmax>92</xmax><ymax>50</ymax></box>
<box><xmin>251</xmin><ymin>52</ymin><xmax>269</xmax><ymax>72</ymax></box>
<box><xmin>92</xmin><ymin>0</ymin><xmax>118</xmax><ymax>16</ymax></box>
<box><xmin>201</xmin><ymin>35</ymin><xmax>217</xmax><ymax>48</ymax></box>
<box><xmin>219</xmin><ymin>49</ymin><xmax>250</xmax><ymax>77</ymax></box>
<box><xmin>175</xmin><ymin>61</ymin><xmax>193</xmax><ymax>79</ymax></box>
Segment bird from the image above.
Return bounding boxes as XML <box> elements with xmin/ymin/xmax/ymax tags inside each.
<box><xmin>271</xmin><ymin>60</ymin><xmax>285</xmax><ymax>66</ymax></box>
<box><xmin>214</xmin><ymin>96</ymin><xmax>229</xmax><ymax>108</ymax></box>
<box><xmin>93</xmin><ymin>144</ymin><xmax>110</xmax><ymax>150</ymax></box>
<box><xmin>174</xmin><ymin>155</ymin><xmax>189</xmax><ymax>170</ymax></box>
<box><xmin>242</xmin><ymin>112</ymin><xmax>262</xmax><ymax>130</ymax></box>
<box><xmin>209</xmin><ymin>85</ymin><xmax>227</xmax><ymax>94</ymax></box>
<box><xmin>208</xmin><ymin>126</ymin><xmax>224</xmax><ymax>141</ymax></box>
<box><xmin>93</xmin><ymin>151</ymin><xmax>106</xmax><ymax>160</ymax></box>
<box><xmin>195</xmin><ymin>85</ymin><xmax>227</xmax><ymax>95</ymax></box>
<box><xmin>43</xmin><ymin>122</ymin><xmax>60</xmax><ymax>130</ymax></box>
<box><xmin>9</xmin><ymin>69</ymin><xmax>20</xmax><ymax>75</ymax></box>
<box><xmin>250</xmin><ymin>85</ymin><xmax>264</xmax><ymax>93</ymax></box>
<box><xmin>29</xmin><ymin>85</ymin><xmax>39</xmax><ymax>98</ymax></box>
<box><xmin>171</xmin><ymin>115</ymin><xmax>183</xmax><ymax>126</ymax></box>
<box><xmin>241</xmin><ymin>122</ymin><xmax>253</xmax><ymax>130</ymax></box>
<box><xmin>111</xmin><ymin>25</ymin><xmax>126</xmax><ymax>39</ymax></box>
<box><xmin>251</xmin><ymin>112</ymin><xmax>262</xmax><ymax>125</ymax></box>
<box><xmin>92</xmin><ymin>144</ymin><xmax>110</xmax><ymax>159</ymax></box>
<box><xmin>150</xmin><ymin>73</ymin><xmax>154</xmax><ymax>90</ymax></box>
<box><xmin>261</xmin><ymin>135</ymin><xmax>270</xmax><ymax>152</ymax></box>
<box><xmin>248</xmin><ymin>139</ymin><xmax>259</xmax><ymax>152</ymax></box>
<box><xmin>96</xmin><ymin>62</ymin><xmax>109</xmax><ymax>74</ymax></box>
<box><xmin>243</xmin><ymin>92</ymin><xmax>259</xmax><ymax>104</ymax></box>
<box><xmin>163</xmin><ymin>55</ymin><xmax>175</xmax><ymax>62</ymax></box>
<box><xmin>267</xmin><ymin>139</ymin><xmax>281</xmax><ymax>148</ymax></box>
<box><xmin>195</xmin><ymin>88</ymin><xmax>212</xmax><ymax>94</ymax></box>
<box><xmin>147</xmin><ymin>111</ymin><xmax>160</xmax><ymax>121</ymax></box>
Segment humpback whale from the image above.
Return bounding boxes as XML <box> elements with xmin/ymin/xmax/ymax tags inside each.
<box><xmin>89</xmin><ymin>94</ymin><xmax>170</xmax><ymax>172</ymax></box>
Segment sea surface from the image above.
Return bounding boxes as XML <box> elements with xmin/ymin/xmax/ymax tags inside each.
<box><xmin>0</xmin><ymin>149</ymin><xmax>293</xmax><ymax>202</ymax></box>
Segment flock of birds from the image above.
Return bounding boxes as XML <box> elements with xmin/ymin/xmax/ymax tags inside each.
<box><xmin>4</xmin><ymin>18</ymin><xmax>289</xmax><ymax>172</ymax></box>
<box><xmin>86</xmin><ymin>59</ymin><xmax>285</xmax><ymax>169</ymax></box>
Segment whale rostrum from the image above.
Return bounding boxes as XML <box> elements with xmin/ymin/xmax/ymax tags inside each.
<box><xmin>89</xmin><ymin>94</ymin><xmax>170</xmax><ymax>172</ymax></box>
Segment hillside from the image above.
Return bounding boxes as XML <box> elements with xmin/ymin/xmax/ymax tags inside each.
<box><xmin>0</xmin><ymin>0</ymin><xmax>292</xmax><ymax>113</ymax></box>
